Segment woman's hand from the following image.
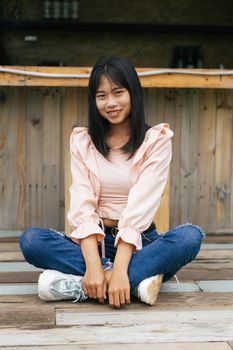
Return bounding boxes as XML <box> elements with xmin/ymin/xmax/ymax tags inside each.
<box><xmin>79</xmin><ymin>234</ymin><xmax>107</xmax><ymax>304</ymax></box>
<box><xmin>108</xmin><ymin>268</ymin><xmax>131</xmax><ymax>308</ymax></box>
<box><xmin>107</xmin><ymin>239</ymin><xmax>134</xmax><ymax>308</ymax></box>
<box><xmin>83</xmin><ymin>265</ymin><xmax>107</xmax><ymax>304</ymax></box>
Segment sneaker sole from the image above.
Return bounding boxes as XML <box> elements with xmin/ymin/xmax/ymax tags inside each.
<box><xmin>147</xmin><ymin>274</ymin><xmax>163</xmax><ymax>305</ymax></box>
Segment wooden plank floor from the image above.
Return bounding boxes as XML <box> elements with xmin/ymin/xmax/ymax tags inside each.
<box><xmin>0</xmin><ymin>233</ymin><xmax>233</xmax><ymax>349</ymax></box>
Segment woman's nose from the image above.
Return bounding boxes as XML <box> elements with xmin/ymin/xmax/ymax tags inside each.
<box><xmin>106</xmin><ymin>95</ymin><xmax>118</xmax><ymax>108</ymax></box>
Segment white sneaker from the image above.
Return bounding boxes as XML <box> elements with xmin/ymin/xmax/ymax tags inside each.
<box><xmin>38</xmin><ymin>269</ymin><xmax>88</xmax><ymax>302</ymax></box>
<box><xmin>133</xmin><ymin>275</ymin><xmax>163</xmax><ymax>305</ymax></box>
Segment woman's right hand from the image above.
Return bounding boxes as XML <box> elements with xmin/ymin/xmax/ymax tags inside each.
<box><xmin>82</xmin><ymin>265</ymin><xmax>107</xmax><ymax>304</ymax></box>
<box><xmin>79</xmin><ymin>234</ymin><xmax>107</xmax><ymax>304</ymax></box>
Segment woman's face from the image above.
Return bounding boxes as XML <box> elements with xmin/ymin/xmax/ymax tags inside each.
<box><xmin>95</xmin><ymin>76</ymin><xmax>131</xmax><ymax>127</ymax></box>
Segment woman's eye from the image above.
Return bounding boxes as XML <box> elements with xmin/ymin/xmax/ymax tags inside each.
<box><xmin>116</xmin><ymin>90</ymin><xmax>123</xmax><ymax>94</ymax></box>
<box><xmin>96</xmin><ymin>94</ymin><xmax>105</xmax><ymax>99</ymax></box>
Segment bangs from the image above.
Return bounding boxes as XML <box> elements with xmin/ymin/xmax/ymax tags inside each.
<box><xmin>90</xmin><ymin>65</ymin><xmax>129</xmax><ymax>96</ymax></box>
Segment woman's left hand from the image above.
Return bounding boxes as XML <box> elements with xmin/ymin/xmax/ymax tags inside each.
<box><xmin>108</xmin><ymin>269</ymin><xmax>131</xmax><ymax>308</ymax></box>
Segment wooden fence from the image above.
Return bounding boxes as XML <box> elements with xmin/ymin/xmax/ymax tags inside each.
<box><xmin>0</xmin><ymin>68</ymin><xmax>233</xmax><ymax>234</ymax></box>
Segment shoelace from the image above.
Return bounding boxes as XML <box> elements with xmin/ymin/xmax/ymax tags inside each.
<box><xmin>99</xmin><ymin>218</ymin><xmax>106</xmax><ymax>258</ymax></box>
<box><xmin>174</xmin><ymin>274</ymin><xmax>180</xmax><ymax>287</ymax></box>
<box><xmin>50</xmin><ymin>278</ymin><xmax>88</xmax><ymax>303</ymax></box>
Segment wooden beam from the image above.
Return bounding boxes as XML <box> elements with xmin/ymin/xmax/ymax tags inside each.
<box><xmin>0</xmin><ymin>66</ymin><xmax>233</xmax><ymax>88</ymax></box>
<box><xmin>154</xmin><ymin>172</ymin><xmax>170</xmax><ymax>233</ymax></box>
<box><xmin>0</xmin><ymin>343</ymin><xmax>231</xmax><ymax>350</ymax></box>
<box><xmin>2</xmin><ymin>20</ymin><xmax>233</xmax><ymax>34</ymax></box>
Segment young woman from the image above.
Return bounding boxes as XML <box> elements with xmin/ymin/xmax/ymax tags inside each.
<box><xmin>19</xmin><ymin>56</ymin><xmax>205</xmax><ymax>308</ymax></box>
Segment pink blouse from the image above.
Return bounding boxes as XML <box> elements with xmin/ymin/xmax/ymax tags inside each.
<box><xmin>97</xmin><ymin>147</ymin><xmax>133</xmax><ymax>220</ymax></box>
<box><xmin>67</xmin><ymin>123</ymin><xmax>173</xmax><ymax>251</ymax></box>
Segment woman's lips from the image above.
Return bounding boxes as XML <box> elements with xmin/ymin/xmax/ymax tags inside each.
<box><xmin>107</xmin><ymin>109</ymin><xmax>122</xmax><ymax>117</ymax></box>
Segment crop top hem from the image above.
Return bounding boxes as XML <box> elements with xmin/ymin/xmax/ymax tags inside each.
<box><xmin>97</xmin><ymin>209</ymin><xmax>120</xmax><ymax>221</ymax></box>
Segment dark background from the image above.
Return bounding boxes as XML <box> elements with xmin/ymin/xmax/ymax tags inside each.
<box><xmin>0</xmin><ymin>0</ymin><xmax>232</xmax><ymax>68</ymax></box>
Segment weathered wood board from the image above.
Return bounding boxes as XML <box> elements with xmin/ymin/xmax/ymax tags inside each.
<box><xmin>0</xmin><ymin>342</ymin><xmax>232</xmax><ymax>350</ymax></box>
<box><xmin>0</xmin><ymin>310</ymin><xmax>233</xmax><ymax>346</ymax></box>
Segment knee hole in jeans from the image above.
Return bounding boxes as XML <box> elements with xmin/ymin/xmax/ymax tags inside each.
<box><xmin>180</xmin><ymin>223</ymin><xmax>205</xmax><ymax>257</ymax></box>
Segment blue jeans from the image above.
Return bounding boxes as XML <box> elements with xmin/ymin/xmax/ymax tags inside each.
<box><xmin>19</xmin><ymin>224</ymin><xmax>205</xmax><ymax>290</ymax></box>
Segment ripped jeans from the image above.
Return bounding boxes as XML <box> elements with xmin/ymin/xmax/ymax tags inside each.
<box><xmin>19</xmin><ymin>223</ymin><xmax>205</xmax><ymax>290</ymax></box>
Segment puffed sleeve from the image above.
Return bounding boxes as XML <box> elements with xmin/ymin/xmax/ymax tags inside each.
<box><xmin>67</xmin><ymin>129</ymin><xmax>105</xmax><ymax>244</ymax></box>
<box><xmin>115</xmin><ymin>125</ymin><xmax>173</xmax><ymax>251</ymax></box>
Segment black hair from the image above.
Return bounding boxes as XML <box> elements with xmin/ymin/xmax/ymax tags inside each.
<box><xmin>88</xmin><ymin>56</ymin><xmax>150</xmax><ymax>159</ymax></box>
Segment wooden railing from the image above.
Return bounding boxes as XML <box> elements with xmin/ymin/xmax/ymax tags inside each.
<box><xmin>0</xmin><ymin>66</ymin><xmax>233</xmax><ymax>88</ymax></box>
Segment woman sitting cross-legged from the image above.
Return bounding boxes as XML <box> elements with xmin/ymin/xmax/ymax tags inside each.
<box><xmin>19</xmin><ymin>56</ymin><xmax>205</xmax><ymax>308</ymax></box>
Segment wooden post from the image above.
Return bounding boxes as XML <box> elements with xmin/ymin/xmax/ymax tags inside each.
<box><xmin>62</xmin><ymin>88</ymin><xmax>79</xmax><ymax>235</ymax></box>
<box><xmin>154</xmin><ymin>172</ymin><xmax>170</xmax><ymax>234</ymax></box>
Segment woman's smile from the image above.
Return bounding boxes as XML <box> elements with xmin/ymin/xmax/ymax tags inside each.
<box><xmin>107</xmin><ymin>109</ymin><xmax>122</xmax><ymax>117</ymax></box>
